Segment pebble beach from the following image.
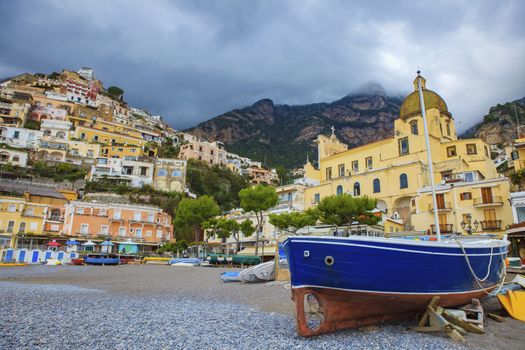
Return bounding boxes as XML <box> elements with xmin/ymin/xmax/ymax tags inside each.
<box><xmin>1</xmin><ymin>265</ymin><xmax>523</xmax><ymax>350</ymax></box>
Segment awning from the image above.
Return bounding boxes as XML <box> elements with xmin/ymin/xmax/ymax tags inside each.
<box><xmin>46</xmin><ymin>240</ymin><xmax>61</xmax><ymax>247</ymax></box>
<box><xmin>66</xmin><ymin>240</ymin><xmax>80</xmax><ymax>245</ymax></box>
<box><xmin>237</xmin><ymin>246</ymin><xmax>276</xmax><ymax>256</ymax></box>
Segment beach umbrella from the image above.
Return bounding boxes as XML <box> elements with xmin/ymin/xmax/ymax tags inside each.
<box><xmin>100</xmin><ymin>241</ymin><xmax>114</xmax><ymax>246</ymax></box>
<box><xmin>82</xmin><ymin>241</ymin><xmax>97</xmax><ymax>247</ymax></box>
<box><xmin>46</xmin><ymin>240</ymin><xmax>61</xmax><ymax>247</ymax></box>
<box><xmin>65</xmin><ymin>239</ymin><xmax>80</xmax><ymax>245</ymax></box>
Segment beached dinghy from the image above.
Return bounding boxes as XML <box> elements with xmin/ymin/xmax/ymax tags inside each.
<box><xmin>169</xmin><ymin>258</ymin><xmax>201</xmax><ymax>266</ymax></box>
<box><xmin>84</xmin><ymin>256</ymin><xmax>120</xmax><ymax>266</ymax></box>
<box><xmin>253</xmin><ymin>260</ymin><xmax>275</xmax><ymax>281</ymax></box>
<box><xmin>283</xmin><ymin>235</ymin><xmax>508</xmax><ymax>336</ymax></box>
<box><xmin>239</xmin><ymin>265</ymin><xmax>263</xmax><ymax>282</ymax></box>
<box><xmin>221</xmin><ymin>271</ymin><xmax>242</xmax><ymax>283</ymax></box>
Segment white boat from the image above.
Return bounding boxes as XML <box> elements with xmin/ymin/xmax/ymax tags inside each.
<box><xmin>253</xmin><ymin>260</ymin><xmax>275</xmax><ymax>281</ymax></box>
<box><xmin>239</xmin><ymin>265</ymin><xmax>263</xmax><ymax>283</ymax></box>
<box><xmin>45</xmin><ymin>258</ymin><xmax>61</xmax><ymax>266</ymax></box>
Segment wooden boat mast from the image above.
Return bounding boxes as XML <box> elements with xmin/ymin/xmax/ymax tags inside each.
<box><xmin>417</xmin><ymin>71</ymin><xmax>442</xmax><ymax>241</ymax></box>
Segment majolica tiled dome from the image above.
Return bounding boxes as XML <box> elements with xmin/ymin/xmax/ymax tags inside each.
<box><xmin>399</xmin><ymin>75</ymin><xmax>449</xmax><ymax>119</ymax></box>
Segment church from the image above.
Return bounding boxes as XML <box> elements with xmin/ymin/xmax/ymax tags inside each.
<box><xmin>302</xmin><ymin>74</ymin><xmax>513</xmax><ymax>236</ymax></box>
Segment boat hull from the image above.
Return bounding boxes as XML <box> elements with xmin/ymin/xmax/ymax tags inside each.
<box><xmin>84</xmin><ymin>258</ymin><xmax>120</xmax><ymax>265</ymax></box>
<box><xmin>284</xmin><ymin>236</ymin><xmax>508</xmax><ymax>336</ymax></box>
<box><xmin>292</xmin><ymin>286</ymin><xmax>493</xmax><ymax>336</ymax></box>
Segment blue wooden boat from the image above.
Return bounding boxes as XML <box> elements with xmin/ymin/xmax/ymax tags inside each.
<box><xmin>283</xmin><ymin>235</ymin><xmax>508</xmax><ymax>336</ymax></box>
<box><xmin>84</xmin><ymin>256</ymin><xmax>120</xmax><ymax>266</ymax></box>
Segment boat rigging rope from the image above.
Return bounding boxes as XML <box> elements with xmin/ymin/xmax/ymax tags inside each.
<box><xmin>455</xmin><ymin>239</ymin><xmax>506</xmax><ymax>296</ymax></box>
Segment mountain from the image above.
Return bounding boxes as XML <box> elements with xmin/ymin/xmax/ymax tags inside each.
<box><xmin>186</xmin><ymin>91</ymin><xmax>403</xmax><ymax>169</ymax></box>
<box><xmin>461</xmin><ymin>97</ymin><xmax>525</xmax><ymax>144</ymax></box>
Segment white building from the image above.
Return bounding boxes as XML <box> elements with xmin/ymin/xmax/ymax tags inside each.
<box><xmin>0</xmin><ymin>127</ymin><xmax>43</xmax><ymax>149</ymax></box>
<box><xmin>77</xmin><ymin>67</ymin><xmax>95</xmax><ymax>81</ymax></box>
<box><xmin>0</xmin><ymin>148</ymin><xmax>29</xmax><ymax>167</ymax></box>
<box><xmin>89</xmin><ymin>157</ymin><xmax>154</xmax><ymax>187</ymax></box>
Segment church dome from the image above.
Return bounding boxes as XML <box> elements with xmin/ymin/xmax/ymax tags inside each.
<box><xmin>399</xmin><ymin>75</ymin><xmax>450</xmax><ymax>119</ymax></box>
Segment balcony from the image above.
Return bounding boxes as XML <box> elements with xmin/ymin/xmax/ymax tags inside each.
<box><xmin>480</xmin><ymin>220</ymin><xmax>502</xmax><ymax>231</ymax></box>
<box><xmin>430</xmin><ymin>224</ymin><xmax>453</xmax><ymax>233</ymax></box>
<box><xmin>473</xmin><ymin>196</ymin><xmax>503</xmax><ymax>207</ymax></box>
<box><xmin>428</xmin><ymin>202</ymin><xmax>452</xmax><ymax>212</ymax></box>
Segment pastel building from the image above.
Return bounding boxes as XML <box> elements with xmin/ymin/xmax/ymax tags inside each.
<box><xmin>88</xmin><ymin>157</ymin><xmax>154</xmax><ymax>187</ymax></box>
<box><xmin>36</xmin><ymin>119</ymin><xmax>72</xmax><ymax>162</ymax></box>
<box><xmin>0</xmin><ymin>147</ymin><xmax>29</xmax><ymax>167</ymax></box>
<box><xmin>179</xmin><ymin>137</ymin><xmax>228</xmax><ymax>166</ymax></box>
<box><xmin>63</xmin><ymin>201</ymin><xmax>173</xmax><ymax>253</ymax></box>
<box><xmin>0</xmin><ymin>126</ymin><xmax>43</xmax><ymax>149</ymax></box>
<box><xmin>152</xmin><ymin>158</ymin><xmax>187</xmax><ymax>192</ymax></box>
<box><xmin>302</xmin><ymin>74</ymin><xmax>513</xmax><ymax>236</ymax></box>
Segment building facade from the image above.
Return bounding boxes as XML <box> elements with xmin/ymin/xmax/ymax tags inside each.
<box><xmin>152</xmin><ymin>158</ymin><xmax>187</xmax><ymax>192</ymax></box>
<box><xmin>302</xmin><ymin>74</ymin><xmax>513</xmax><ymax>236</ymax></box>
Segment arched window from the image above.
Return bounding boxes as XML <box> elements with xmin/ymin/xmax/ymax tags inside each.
<box><xmin>373</xmin><ymin>179</ymin><xmax>381</xmax><ymax>193</ymax></box>
<box><xmin>353</xmin><ymin>182</ymin><xmax>361</xmax><ymax>196</ymax></box>
<box><xmin>157</xmin><ymin>169</ymin><xmax>167</xmax><ymax>177</ymax></box>
<box><xmin>410</xmin><ymin>120</ymin><xmax>418</xmax><ymax>135</ymax></box>
<box><xmin>400</xmin><ymin>173</ymin><xmax>408</xmax><ymax>189</ymax></box>
<box><xmin>336</xmin><ymin>185</ymin><xmax>343</xmax><ymax>196</ymax></box>
<box><xmin>18</xmin><ymin>222</ymin><xmax>26</xmax><ymax>233</ymax></box>
<box><xmin>171</xmin><ymin>170</ymin><xmax>182</xmax><ymax>177</ymax></box>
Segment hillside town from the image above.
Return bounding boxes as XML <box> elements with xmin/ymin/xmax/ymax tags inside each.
<box><xmin>1</xmin><ymin>69</ymin><xmax>525</xmax><ymax>259</ymax></box>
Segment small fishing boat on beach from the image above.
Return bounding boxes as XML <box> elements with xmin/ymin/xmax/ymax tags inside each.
<box><xmin>169</xmin><ymin>258</ymin><xmax>201</xmax><ymax>266</ymax></box>
<box><xmin>84</xmin><ymin>255</ymin><xmax>120</xmax><ymax>266</ymax></box>
<box><xmin>220</xmin><ymin>271</ymin><xmax>242</xmax><ymax>283</ymax></box>
<box><xmin>70</xmin><ymin>258</ymin><xmax>85</xmax><ymax>265</ymax></box>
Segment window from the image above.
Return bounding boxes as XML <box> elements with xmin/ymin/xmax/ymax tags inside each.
<box><xmin>464</xmin><ymin>172</ymin><xmax>475</xmax><ymax>182</ymax></box>
<box><xmin>50</xmin><ymin>224</ymin><xmax>59</xmax><ymax>232</ymax></box>
<box><xmin>13</xmin><ymin>131</ymin><xmax>20</xmax><ymax>139</ymax></box>
<box><xmin>314</xmin><ymin>193</ymin><xmax>320</xmax><ymax>203</ymax></box>
<box><xmin>119</xmin><ymin>227</ymin><xmax>126</xmax><ymax>236</ymax></box>
<box><xmin>511</xmin><ymin>150</ymin><xmax>519</xmax><ymax>160</ymax></box>
<box><xmin>446</xmin><ymin>122</ymin><xmax>451</xmax><ymax>136</ymax></box>
<box><xmin>7</xmin><ymin>221</ymin><xmax>15</xmax><ymax>233</ymax></box>
<box><xmin>466</xmin><ymin>144</ymin><xmax>477</xmax><ymax>155</ymax></box>
<box><xmin>353</xmin><ymin>182</ymin><xmax>361</xmax><ymax>196</ymax></box>
<box><xmin>398</xmin><ymin>137</ymin><xmax>409</xmax><ymax>155</ymax></box>
<box><xmin>24</xmin><ymin>208</ymin><xmax>34</xmax><ymax>217</ymax></box>
<box><xmin>336</xmin><ymin>185</ymin><xmax>343</xmax><ymax>196</ymax></box>
<box><xmin>156</xmin><ymin>229</ymin><xmax>163</xmax><ymax>238</ymax></box>
<box><xmin>80</xmin><ymin>224</ymin><xmax>89</xmax><ymax>235</ymax></box>
<box><xmin>447</xmin><ymin>146</ymin><xmax>457</xmax><ymax>157</ymax></box>
<box><xmin>100</xmin><ymin>225</ymin><xmax>109</xmax><ymax>235</ymax></box>
<box><xmin>171</xmin><ymin>170</ymin><xmax>181</xmax><ymax>177</ymax></box>
<box><xmin>147</xmin><ymin>213</ymin><xmax>155</xmax><ymax>223</ymax></box>
<box><xmin>134</xmin><ymin>212</ymin><xmax>142</xmax><ymax>221</ymax></box>
<box><xmin>136</xmin><ymin>228</ymin><xmax>143</xmax><ymax>238</ymax></box>
<box><xmin>8</xmin><ymin>204</ymin><xmax>16</xmax><ymax>212</ymax></box>
<box><xmin>460</xmin><ymin>192</ymin><xmax>472</xmax><ymax>200</ymax></box>
<box><xmin>338</xmin><ymin>164</ymin><xmax>345</xmax><ymax>177</ymax></box>
<box><xmin>373</xmin><ymin>179</ymin><xmax>381</xmax><ymax>193</ymax></box>
<box><xmin>18</xmin><ymin>222</ymin><xmax>26</xmax><ymax>233</ymax></box>
<box><xmin>199</xmin><ymin>146</ymin><xmax>203</xmax><ymax>152</ymax></box>
<box><xmin>410</xmin><ymin>120</ymin><xmax>418</xmax><ymax>135</ymax></box>
<box><xmin>114</xmin><ymin>210</ymin><xmax>121</xmax><ymax>219</ymax></box>
<box><xmin>29</xmin><ymin>222</ymin><xmax>37</xmax><ymax>231</ymax></box>
<box><xmin>352</xmin><ymin>161</ymin><xmax>359</xmax><ymax>173</ymax></box>
<box><xmin>366</xmin><ymin>157</ymin><xmax>373</xmax><ymax>170</ymax></box>
<box><xmin>76</xmin><ymin>207</ymin><xmax>84</xmax><ymax>214</ymax></box>
<box><xmin>400</xmin><ymin>173</ymin><xmax>408</xmax><ymax>189</ymax></box>
<box><xmin>80</xmin><ymin>132</ymin><xmax>86</xmax><ymax>139</ymax></box>
<box><xmin>93</xmin><ymin>135</ymin><xmax>99</xmax><ymax>142</ymax></box>
<box><xmin>326</xmin><ymin>167</ymin><xmax>332</xmax><ymax>180</ymax></box>
<box><xmin>12</xmin><ymin>156</ymin><xmax>20</xmax><ymax>163</ymax></box>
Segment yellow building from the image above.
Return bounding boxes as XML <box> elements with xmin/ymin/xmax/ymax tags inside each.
<box><xmin>303</xmin><ymin>74</ymin><xmax>513</xmax><ymax>236</ymax></box>
<box><xmin>0</xmin><ymin>185</ymin><xmax>76</xmax><ymax>248</ymax></box>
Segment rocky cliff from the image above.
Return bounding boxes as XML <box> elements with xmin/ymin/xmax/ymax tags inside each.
<box><xmin>187</xmin><ymin>91</ymin><xmax>403</xmax><ymax>169</ymax></box>
<box><xmin>462</xmin><ymin>97</ymin><xmax>525</xmax><ymax>145</ymax></box>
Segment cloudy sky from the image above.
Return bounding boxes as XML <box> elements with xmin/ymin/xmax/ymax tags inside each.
<box><xmin>1</xmin><ymin>0</ymin><xmax>524</xmax><ymax>131</ymax></box>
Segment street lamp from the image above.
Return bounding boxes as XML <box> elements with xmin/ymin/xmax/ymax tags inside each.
<box><xmin>460</xmin><ymin>214</ymin><xmax>479</xmax><ymax>235</ymax></box>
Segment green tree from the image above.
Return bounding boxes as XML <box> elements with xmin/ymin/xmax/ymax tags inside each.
<box><xmin>316</xmin><ymin>194</ymin><xmax>379</xmax><ymax>234</ymax></box>
<box><xmin>174</xmin><ymin>195</ymin><xmax>220</xmax><ymax>245</ymax></box>
<box><xmin>239</xmin><ymin>185</ymin><xmax>279</xmax><ymax>255</ymax></box>
<box><xmin>157</xmin><ymin>137</ymin><xmax>180</xmax><ymax>158</ymax></box>
<box><xmin>107</xmin><ymin>86</ymin><xmax>124</xmax><ymax>100</ymax></box>
<box><xmin>239</xmin><ymin>219</ymin><xmax>256</xmax><ymax>253</ymax></box>
<box><xmin>269</xmin><ymin>209</ymin><xmax>318</xmax><ymax>235</ymax></box>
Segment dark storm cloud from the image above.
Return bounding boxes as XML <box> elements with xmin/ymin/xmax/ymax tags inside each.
<box><xmin>1</xmin><ymin>0</ymin><xmax>524</xmax><ymax>131</ymax></box>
